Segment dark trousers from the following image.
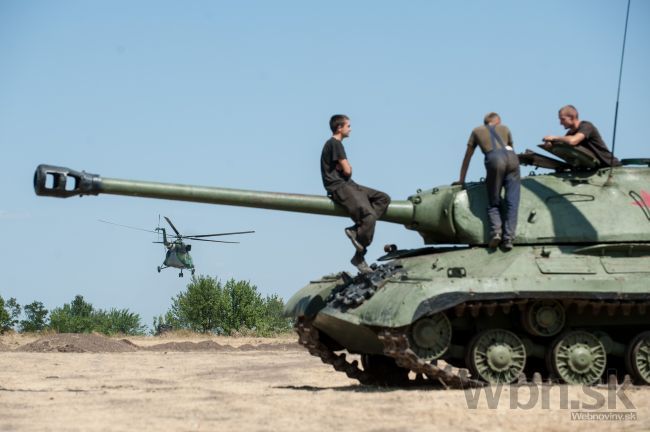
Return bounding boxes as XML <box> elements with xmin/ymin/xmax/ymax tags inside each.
<box><xmin>484</xmin><ymin>149</ymin><xmax>521</xmax><ymax>241</ymax></box>
<box><xmin>331</xmin><ymin>181</ymin><xmax>391</xmax><ymax>247</ymax></box>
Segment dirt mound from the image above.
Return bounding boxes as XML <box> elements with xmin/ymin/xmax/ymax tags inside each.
<box><xmin>237</xmin><ymin>343</ymin><xmax>300</xmax><ymax>351</ymax></box>
<box><xmin>17</xmin><ymin>333</ymin><xmax>138</xmax><ymax>353</ymax></box>
<box><xmin>143</xmin><ymin>341</ymin><xmax>300</xmax><ymax>352</ymax></box>
<box><xmin>8</xmin><ymin>334</ymin><xmax>301</xmax><ymax>353</ymax></box>
<box><xmin>144</xmin><ymin>340</ymin><xmax>233</xmax><ymax>352</ymax></box>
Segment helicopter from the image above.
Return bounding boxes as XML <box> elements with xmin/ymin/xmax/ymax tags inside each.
<box><xmin>100</xmin><ymin>216</ymin><xmax>254</xmax><ymax>277</ymax></box>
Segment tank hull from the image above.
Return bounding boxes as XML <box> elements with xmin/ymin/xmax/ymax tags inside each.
<box><xmin>286</xmin><ymin>245</ymin><xmax>650</xmax><ymax>385</ymax></box>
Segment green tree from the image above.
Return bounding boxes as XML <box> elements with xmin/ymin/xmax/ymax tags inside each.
<box><xmin>20</xmin><ymin>301</ymin><xmax>49</xmax><ymax>332</ymax></box>
<box><xmin>171</xmin><ymin>275</ymin><xmax>224</xmax><ymax>333</ymax></box>
<box><xmin>221</xmin><ymin>278</ymin><xmax>266</xmax><ymax>333</ymax></box>
<box><xmin>166</xmin><ymin>275</ymin><xmax>291</xmax><ymax>336</ymax></box>
<box><xmin>0</xmin><ymin>296</ymin><xmax>21</xmax><ymax>333</ymax></box>
<box><xmin>49</xmin><ymin>295</ymin><xmax>95</xmax><ymax>333</ymax></box>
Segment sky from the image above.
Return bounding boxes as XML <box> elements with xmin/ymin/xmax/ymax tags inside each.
<box><xmin>1</xmin><ymin>0</ymin><xmax>649</xmax><ymax>328</ymax></box>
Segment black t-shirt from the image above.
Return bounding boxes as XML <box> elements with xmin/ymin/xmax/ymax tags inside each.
<box><xmin>569</xmin><ymin>121</ymin><xmax>620</xmax><ymax>167</ymax></box>
<box><xmin>320</xmin><ymin>137</ymin><xmax>349</xmax><ymax>193</ymax></box>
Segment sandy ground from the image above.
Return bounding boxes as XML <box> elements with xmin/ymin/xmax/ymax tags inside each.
<box><xmin>0</xmin><ymin>333</ymin><xmax>647</xmax><ymax>432</ymax></box>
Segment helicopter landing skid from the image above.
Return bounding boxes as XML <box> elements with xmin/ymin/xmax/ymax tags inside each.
<box><xmin>177</xmin><ymin>268</ymin><xmax>195</xmax><ymax>277</ymax></box>
<box><xmin>157</xmin><ymin>265</ymin><xmax>194</xmax><ymax>277</ymax></box>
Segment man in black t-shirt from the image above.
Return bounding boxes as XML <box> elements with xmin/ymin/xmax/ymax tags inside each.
<box><xmin>543</xmin><ymin>105</ymin><xmax>621</xmax><ymax>167</ymax></box>
<box><xmin>321</xmin><ymin>114</ymin><xmax>391</xmax><ymax>274</ymax></box>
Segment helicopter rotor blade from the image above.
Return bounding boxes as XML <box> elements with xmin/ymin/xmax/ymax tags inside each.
<box><xmin>185</xmin><ymin>237</ymin><xmax>240</xmax><ymax>244</ymax></box>
<box><xmin>99</xmin><ymin>219</ymin><xmax>158</xmax><ymax>233</ymax></box>
<box><xmin>183</xmin><ymin>230</ymin><xmax>255</xmax><ymax>238</ymax></box>
<box><xmin>164</xmin><ymin>216</ymin><xmax>182</xmax><ymax>237</ymax></box>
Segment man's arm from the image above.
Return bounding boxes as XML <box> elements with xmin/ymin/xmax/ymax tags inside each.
<box><xmin>337</xmin><ymin>158</ymin><xmax>352</xmax><ymax>178</ymax></box>
<box><xmin>453</xmin><ymin>145</ymin><xmax>475</xmax><ymax>185</ymax></box>
<box><xmin>542</xmin><ymin>133</ymin><xmax>586</xmax><ymax>146</ymax></box>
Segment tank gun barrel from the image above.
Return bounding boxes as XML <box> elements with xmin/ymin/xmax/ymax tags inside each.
<box><xmin>33</xmin><ymin>164</ymin><xmax>414</xmax><ymax>224</ymax></box>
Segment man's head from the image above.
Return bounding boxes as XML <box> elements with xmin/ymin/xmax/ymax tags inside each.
<box><xmin>558</xmin><ymin>105</ymin><xmax>579</xmax><ymax>129</ymax></box>
<box><xmin>330</xmin><ymin>114</ymin><xmax>351</xmax><ymax>138</ymax></box>
<box><xmin>483</xmin><ymin>112</ymin><xmax>501</xmax><ymax>126</ymax></box>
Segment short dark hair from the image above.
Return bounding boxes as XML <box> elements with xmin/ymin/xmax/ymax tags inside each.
<box><xmin>483</xmin><ymin>112</ymin><xmax>500</xmax><ymax>125</ymax></box>
<box><xmin>559</xmin><ymin>105</ymin><xmax>579</xmax><ymax>119</ymax></box>
<box><xmin>329</xmin><ymin>114</ymin><xmax>349</xmax><ymax>133</ymax></box>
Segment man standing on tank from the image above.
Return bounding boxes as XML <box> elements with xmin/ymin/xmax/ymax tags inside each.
<box><xmin>454</xmin><ymin>112</ymin><xmax>520</xmax><ymax>251</ymax></box>
<box><xmin>321</xmin><ymin>114</ymin><xmax>391</xmax><ymax>273</ymax></box>
<box><xmin>543</xmin><ymin>105</ymin><xmax>621</xmax><ymax>167</ymax></box>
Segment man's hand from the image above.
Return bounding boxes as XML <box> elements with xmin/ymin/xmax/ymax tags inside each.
<box><xmin>452</xmin><ymin>180</ymin><xmax>464</xmax><ymax>187</ymax></box>
<box><xmin>338</xmin><ymin>159</ymin><xmax>352</xmax><ymax>177</ymax></box>
<box><xmin>543</xmin><ymin>134</ymin><xmax>583</xmax><ymax>146</ymax></box>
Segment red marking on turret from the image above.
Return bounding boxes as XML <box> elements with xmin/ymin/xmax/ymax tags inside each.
<box><xmin>631</xmin><ymin>190</ymin><xmax>650</xmax><ymax>207</ymax></box>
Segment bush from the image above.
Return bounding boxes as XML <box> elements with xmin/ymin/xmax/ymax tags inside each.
<box><xmin>94</xmin><ymin>308</ymin><xmax>147</xmax><ymax>335</ymax></box>
<box><xmin>20</xmin><ymin>301</ymin><xmax>49</xmax><ymax>332</ymax></box>
<box><xmin>0</xmin><ymin>295</ymin><xmax>21</xmax><ymax>333</ymax></box>
<box><xmin>258</xmin><ymin>294</ymin><xmax>292</xmax><ymax>335</ymax></box>
<box><xmin>167</xmin><ymin>275</ymin><xmax>292</xmax><ymax>336</ymax></box>
<box><xmin>0</xmin><ymin>296</ymin><xmax>10</xmax><ymax>333</ymax></box>
<box><xmin>49</xmin><ymin>295</ymin><xmax>146</xmax><ymax>335</ymax></box>
<box><xmin>152</xmin><ymin>311</ymin><xmax>180</xmax><ymax>336</ymax></box>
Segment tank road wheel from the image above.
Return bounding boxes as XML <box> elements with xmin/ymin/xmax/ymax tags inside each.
<box><xmin>550</xmin><ymin>331</ymin><xmax>606</xmax><ymax>385</ymax></box>
<box><xmin>361</xmin><ymin>354</ymin><xmax>410</xmax><ymax>386</ymax></box>
<box><xmin>522</xmin><ymin>300</ymin><xmax>565</xmax><ymax>337</ymax></box>
<box><xmin>625</xmin><ymin>331</ymin><xmax>650</xmax><ymax>385</ymax></box>
<box><xmin>408</xmin><ymin>313</ymin><xmax>452</xmax><ymax>361</ymax></box>
<box><xmin>466</xmin><ymin>329</ymin><xmax>526</xmax><ymax>384</ymax></box>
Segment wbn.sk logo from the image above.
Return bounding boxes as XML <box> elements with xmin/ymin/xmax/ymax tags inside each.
<box><xmin>463</xmin><ymin>379</ymin><xmax>635</xmax><ymax>411</ymax></box>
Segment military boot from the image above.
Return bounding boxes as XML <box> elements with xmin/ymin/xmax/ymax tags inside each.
<box><xmin>351</xmin><ymin>250</ymin><xmax>372</xmax><ymax>274</ymax></box>
<box><xmin>345</xmin><ymin>226</ymin><xmax>365</xmax><ymax>253</ymax></box>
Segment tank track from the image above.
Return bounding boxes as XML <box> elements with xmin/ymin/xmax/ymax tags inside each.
<box><xmin>295</xmin><ymin>317</ymin><xmax>484</xmax><ymax>389</ymax></box>
<box><xmin>378</xmin><ymin>328</ymin><xmax>484</xmax><ymax>389</ymax></box>
<box><xmin>295</xmin><ymin>317</ymin><xmax>380</xmax><ymax>385</ymax></box>
<box><xmin>377</xmin><ymin>328</ymin><xmax>631</xmax><ymax>388</ymax></box>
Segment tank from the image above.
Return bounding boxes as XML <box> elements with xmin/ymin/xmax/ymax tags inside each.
<box><xmin>33</xmin><ymin>147</ymin><xmax>650</xmax><ymax>388</ymax></box>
